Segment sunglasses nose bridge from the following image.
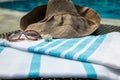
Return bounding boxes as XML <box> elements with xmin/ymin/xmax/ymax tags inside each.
<box><xmin>19</xmin><ymin>33</ymin><xmax>27</xmax><ymax>39</ymax></box>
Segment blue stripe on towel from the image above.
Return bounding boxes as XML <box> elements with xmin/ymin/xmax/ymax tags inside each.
<box><xmin>78</xmin><ymin>34</ymin><xmax>106</xmax><ymax>62</ymax></box>
<box><xmin>47</xmin><ymin>38</ymin><xmax>81</xmax><ymax>57</ymax></box>
<box><xmin>28</xmin><ymin>53</ymin><xmax>41</xmax><ymax>78</ymax></box>
<box><xmin>28</xmin><ymin>39</ymin><xmax>64</xmax><ymax>53</ymax></box>
<box><xmin>28</xmin><ymin>39</ymin><xmax>61</xmax><ymax>52</ymax></box>
<box><xmin>28</xmin><ymin>41</ymin><xmax>51</xmax><ymax>52</ymax></box>
<box><xmin>64</xmin><ymin>36</ymin><xmax>95</xmax><ymax>59</ymax></box>
<box><xmin>37</xmin><ymin>39</ymin><xmax>70</xmax><ymax>54</ymax></box>
<box><xmin>83</xmin><ymin>63</ymin><xmax>97</xmax><ymax>78</ymax></box>
<box><xmin>0</xmin><ymin>46</ymin><xmax>5</xmax><ymax>53</ymax></box>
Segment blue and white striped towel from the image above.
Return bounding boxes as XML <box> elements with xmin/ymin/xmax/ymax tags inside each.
<box><xmin>0</xmin><ymin>46</ymin><xmax>120</xmax><ymax>79</ymax></box>
<box><xmin>0</xmin><ymin>32</ymin><xmax>120</xmax><ymax>79</ymax></box>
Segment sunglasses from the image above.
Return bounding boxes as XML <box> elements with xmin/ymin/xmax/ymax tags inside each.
<box><xmin>7</xmin><ymin>30</ymin><xmax>41</xmax><ymax>42</ymax></box>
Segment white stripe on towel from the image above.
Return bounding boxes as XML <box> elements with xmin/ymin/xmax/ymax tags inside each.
<box><xmin>45</xmin><ymin>39</ymin><xmax>71</xmax><ymax>54</ymax></box>
<box><xmin>34</xmin><ymin>39</ymin><xmax>61</xmax><ymax>52</ymax></box>
<box><xmin>60</xmin><ymin>36</ymin><xmax>90</xmax><ymax>57</ymax></box>
<box><xmin>73</xmin><ymin>36</ymin><xmax>99</xmax><ymax>60</ymax></box>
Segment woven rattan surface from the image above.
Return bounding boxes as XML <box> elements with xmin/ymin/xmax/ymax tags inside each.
<box><xmin>92</xmin><ymin>24</ymin><xmax>120</xmax><ymax>35</ymax></box>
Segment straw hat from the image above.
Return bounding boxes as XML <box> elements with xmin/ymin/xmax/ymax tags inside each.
<box><xmin>20</xmin><ymin>0</ymin><xmax>100</xmax><ymax>38</ymax></box>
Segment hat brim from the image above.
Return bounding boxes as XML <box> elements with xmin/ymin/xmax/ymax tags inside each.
<box><xmin>20</xmin><ymin>5</ymin><xmax>100</xmax><ymax>31</ymax></box>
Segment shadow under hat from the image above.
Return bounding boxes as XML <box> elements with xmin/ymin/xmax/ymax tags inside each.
<box><xmin>20</xmin><ymin>0</ymin><xmax>100</xmax><ymax>38</ymax></box>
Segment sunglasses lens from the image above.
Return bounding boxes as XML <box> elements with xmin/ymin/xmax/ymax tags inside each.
<box><xmin>7</xmin><ymin>32</ymin><xmax>21</xmax><ymax>41</ymax></box>
<box><xmin>25</xmin><ymin>30</ymin><xmax>41</xmax><ymax>40</ymax></box>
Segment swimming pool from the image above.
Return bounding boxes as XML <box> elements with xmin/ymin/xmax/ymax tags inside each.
<box><xmin>0</xmin><ymin>0</ymin><xmax>120</xmax><ymax>19</ymax></box>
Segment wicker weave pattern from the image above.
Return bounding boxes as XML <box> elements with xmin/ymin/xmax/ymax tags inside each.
<box><xmin>92</xmin><ymin>24</ymin><xmax>120</xmax><ymax>35</ymax></box>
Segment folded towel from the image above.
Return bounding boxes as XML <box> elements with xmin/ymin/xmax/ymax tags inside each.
<box><xmin>0</xmin><ymin>46</ymin><xmax>120</xmax><ymax>80</ymax></box>
<box><xmin>1</xmin><ymin>32</ymin><xmax>120</xmax><ymax>69</ymax></box>
<box><xmin>0</xmin><ymin>32</ymin><xmax>120</xmax><ymax>79</ymax></box>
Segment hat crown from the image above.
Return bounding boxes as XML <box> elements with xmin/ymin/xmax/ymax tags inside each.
<box><xmin>46</xmin><ymin>0</ymin><xmax>79</xmax><ymax>17</ymax></box>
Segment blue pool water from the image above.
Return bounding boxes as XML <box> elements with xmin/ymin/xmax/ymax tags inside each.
<box><xmin>0</xmin><ymin>0</ymin><xmax>120</xmax><ymax>19</ymax></box>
